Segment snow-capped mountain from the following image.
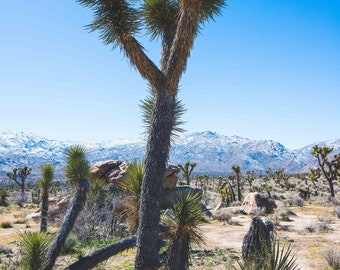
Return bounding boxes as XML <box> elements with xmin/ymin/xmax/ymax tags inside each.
<box><xmin>1</xmin><ymin>131</ymin><xmax>339</xmax><ymax>181</ymax></box>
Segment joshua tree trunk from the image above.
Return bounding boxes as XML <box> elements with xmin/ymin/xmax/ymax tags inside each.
<box><xmin>40</xmin><ymin>187</ymin><xmax>49</xmax><ymax>232</ymax></box>
<box><xmin>135</xmin><ymin>91</ymin><xmax>175</xmax><ymax>269</ymax></box>
<box><xmin>164</xmin><ymin>236</ymin><xmax>190</xmax><ymax>270</ymax></box>
<box><xmin>237</xmin><ymin>176</ymin><xmax>242</xmax><ymax>201</ymax></box>
<box><xmin>44</xmin><ymin>179</ymin><xmax>89</xmax><ymax>270</ymax></box>
<box><xmin>65</xmin><ymin>236</ymin><xmax>136</xmax><ymax>270</ymax></box>
<box><xmin>327</xmin><ymin>178</ymin><xmax>335</xmax><ymax>197</ymax></box>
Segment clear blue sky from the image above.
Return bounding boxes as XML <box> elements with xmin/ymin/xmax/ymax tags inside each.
<box><xmin>1</xmin><ymin>0</ymin><xmax>339</xmax><ymax>149</ymax></box>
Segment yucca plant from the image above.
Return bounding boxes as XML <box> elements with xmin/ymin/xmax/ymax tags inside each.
<box><xmin>38</xmin><ymin>164</ymin><xmax>55</xmax><ymax>232</ymax></box>
<box><xmin>19</xmin><ymin>231</ymin><xmax>52</xmax><ymax>270</ymax></box>
<box><xmin>117</xmin><ymin>161</ymin><xmax>144</xmax><ymax>234</ymax></box>
<box><xmin>162</xmin><ymin>190</ymin><xmax>205</xmax><ymax>270</ymax></box>
<box><xmin>44</xmin><ymin>145</ymin><xmax>90</xmax><ymax>270</ymax></box>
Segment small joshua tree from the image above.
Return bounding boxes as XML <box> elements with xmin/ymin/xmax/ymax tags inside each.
<box><xmin>38</xmin><ymin>164</ymin><xmax>54</xmax><ymax>232</ymax></box>
<box><xmin>44</xmin><ymin>146</ymin><xmax>90</xmax><ymax>270</ymax></box>
<box><xmin>163</xmin><ymin>190</ymin><xmax>205</xmax><ymax>270</ymax></box>
<box><xmin>245</xmin><ymin>170</ymin><xmax>256</xmax><ymax>192</ymax></box>
<box><xmin>231</xmin><ymin>164</ymin><xmax>242</xmax><ymax>201</ymax></box>
<box><xmin>0</xmin><ymin>187</ymin><xmax>9</xmax><ymax>206</ymax></box>
<box><xmin>310</xmin><ymin>145</ymin><xmax>340</xmax><ymax>197</ymax></box>
<box><xmin>178</xmin><ymin>161</ymin><xmax>197</xmax><ymax>185</ymax></box>
<box><xmin>217</xmin><ymin>181</ymin><xmax>235</xmax><ymax>206</ymax></box>
<box><xmin>19</xmin><ymin>231</ymin><xmax>52</xmax><ymax>270</ymax></box>
<box><xmin>6</xmin><ymin>166</ymin><xmax>32</xmax><ymax>200</ymax></box>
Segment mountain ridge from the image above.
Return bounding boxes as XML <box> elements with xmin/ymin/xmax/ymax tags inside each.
<box><xmin>1</xmin><ymin>131</ymin><xmax>339</xmax><ymax>180</ymax></box>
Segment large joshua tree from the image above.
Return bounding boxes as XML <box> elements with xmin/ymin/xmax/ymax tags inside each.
<box><xmin>77</xmin><ymin>1</ymin><xmax>225</xmax><ymax>268</ymax></box>
<box><xmin>45</xmin><ymin>146</ymin><xmax>90</xmax><ymax>270</ymax></box>
<box><xmin>38</xmin><ymin>164</ymin><xmax>55</xmax><ymax>232</ymax></box>
<box><xmin>310</xmin><ymin>145</ymin><xmax>340</xmax><ymax>197</ymax></box>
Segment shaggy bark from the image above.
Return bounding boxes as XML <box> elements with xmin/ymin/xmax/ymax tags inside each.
<box><xmin>242</xmin><ymin>217</ymin><xmax>273</xmax><ymax>269</ymax></box>
<box><xmin>40</xmin><ymin>187</ymin><xmax>49</xmax><ymax>232</ymax></box>
<box><xmin>164</xmin><ymin>236</ymin><xmax>190</xmax><ymax>270</ymax></box>
<box><xmin>135</xmin><ymin>91</ymin><xmax>175</xmax><ymax>269</ymax></box>
<box><xmin>44</xmin><ymin>179</ymin><xmax>89</xmax><ymax>270</ymax></box>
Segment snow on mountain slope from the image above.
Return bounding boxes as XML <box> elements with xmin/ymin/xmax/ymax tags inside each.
<box><xmin>1</xmin><ymin>131</ymin><xmax>339</xmax><ymax>180</ymax></box>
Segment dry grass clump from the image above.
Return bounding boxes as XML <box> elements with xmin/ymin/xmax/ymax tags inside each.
<box><xmin>0</xmin><ymin>220</ymin><xmax>13</xmax><ymax>228</ymax></box>
<box><xmin>323</xmin><ymin>248</ymin><xmax>340</xmax><ymax>270</ymax></box>
<box><xmin>13</xmin><ymin>218</ymin><xmax>27</xmax><ymax>224</ymax></box>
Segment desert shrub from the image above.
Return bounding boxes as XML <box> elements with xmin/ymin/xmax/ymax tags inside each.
<box><xmin>1</xmin><ymin>221</ymin><xmax>12</xmax><ymax>228</ymax></box>
<box><xmin>317</xmin><ymin>195</ymin><xmax>334</xmax><ymax>207</ymax></box>
<box><xmin>0</xmin><ymin>187</ymin><xmax>9</xmax><ymax>206</ymax></box>
<box><xmin>273</xmin><ymin>208</ymin><xmax>296</xmax><ymax>224</ymax></box>
<box><xmin>335</xmin><ymin>206</ymin><xmax>340</xmax><ymax>219</ymax></box>
<box><xmin>19</xmin><ymin>231</ymin><xmax>52</xmax><ymax>270</ymax></box>
<box><xmin>317</xmin><ymin>214</ymin><xmax>333</xmax><ymax>232</ymax></box>
<box><xmin>13</xmin><ymin>192</ymin><xmax>28</xmax><ymax>207</ymax></box>
<box><xmin>212</xmin><ymin>209</ymin><xmax>232</xmax><ymax>223</ymax></box>
<box><xmin>305</xmin><ymin>223</ymin><xmax>316</xmax><ymax>233</ymax></box>
<box><xmin>61</xmin><ymin>234</ymin><xmax>78</xmax><ymax>255</ymax></box>
<box><xmin>323</xmin><ymin>248</ymin><xmax>340</xmax><ymax>270</ymax></box>
<box><xmin>286</xmin><ymin>195</ymin><xmax>304</xmax><ymax>207</ymax></box>
<box><xmin>0</xmin><ymin>244</ymin><xmax>12</xmax><ymax>254</ymax></box>
<box><xmin>330</xmin><ymin>197</ymin><xmax>340</xmax><ymax>206</ymax></box>
<box><xmin>72</xmin><ymin>178</ymin><xmax>115</xmax><ymax>242</ymax></box>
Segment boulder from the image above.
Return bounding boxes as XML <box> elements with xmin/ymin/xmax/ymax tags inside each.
<box><xmin>56</xmin><ymin>195</ymin><xmax>72</xmax><ymax>211</ymax></box>
<box><xmin>106</xmin><ymin>161</ymin><xmax>129</xmax><ymax>185</ymax></box>
<box><xmin>89</xmin><ymin>160</ymin><xmax>122</xmax><ymax>179</ymax></box>
<box><xmin>241</xmin><ymin>192</ymin><xmax>277</xmax><ymax>215</ymax></box>
<box><xmin>93</xmin><ymin>160</ymin><xmax>180</xmax><ymax>190</ymax></box>
<box><xmin>163</xmin><ymin>164</ymin><xmax>181</xmax><ymax>190</ymax></box>
<box><xmin>26</xmin><ymin>212</ymin><xmax>41</xmax><ymax>221</ymax></box>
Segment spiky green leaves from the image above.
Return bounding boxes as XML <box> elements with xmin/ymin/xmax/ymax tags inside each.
<box><xmin>141</xmin><ymin>0</ymin><xmax>179</xmax><ymax>40</ymax></box>
<box><xmin>199</xmin><ymin>0</ymin><xmax>226</xmax><ymax>23</ymax></box>
<box><xmin>77</xmin><ymin>0</ymin><xmax>141</xmax><ymax>48</ymax></box>
<box><xmin>39</xmin><ymin>164</ymin><xmax>54</xmax><ymax>189</ymax></box>
<box><xmin>163</xmin><ymin>190</ymin><xmax>205</xmax><ymax>246</ymax></box>
<box><xmin>140</xmin><ymin>87</ymin><xmax>186</xmax><ymax>142</ymax></box>
<box><xmin>64</xmin><ymin>145</ymin><xmax>90</xmax><ymax>187</ymax></box>
<box><xmin>118</xmin><ymin>161</ymin><xmax>144</xmax><ymax>234</ymax></box>
<box><xmin>19</xmin><ymin>231</ymin><xmax>52</xmax><ymax>270</ymax></box>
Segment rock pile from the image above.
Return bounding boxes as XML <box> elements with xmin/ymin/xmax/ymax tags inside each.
<box><xmin>241</xmin><ymin>192</ymin><xmax>277</xmax><ymax>215</ymax></box>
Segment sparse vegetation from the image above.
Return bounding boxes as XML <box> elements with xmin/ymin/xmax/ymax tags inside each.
<box><xmin>1</xmin><ymin>144</ymin><xmax>340</xmax><ymax>270</ymax></box>
<box><xmin>323</xmin><ymin>248</ymin><xmax>340</xmax><ymax>270</ymax></box>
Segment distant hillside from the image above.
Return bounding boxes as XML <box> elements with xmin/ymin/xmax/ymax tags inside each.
<box><xmin>1</xmin><ymin>131</ymin><xmax>339</xmax><ymax>181</ymax></box>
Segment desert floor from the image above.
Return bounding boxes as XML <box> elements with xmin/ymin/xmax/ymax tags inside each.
<box><xmin>1</xmin><ymin>201</ymin><xmax>339</xmax><ymax>269</ymax></box>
